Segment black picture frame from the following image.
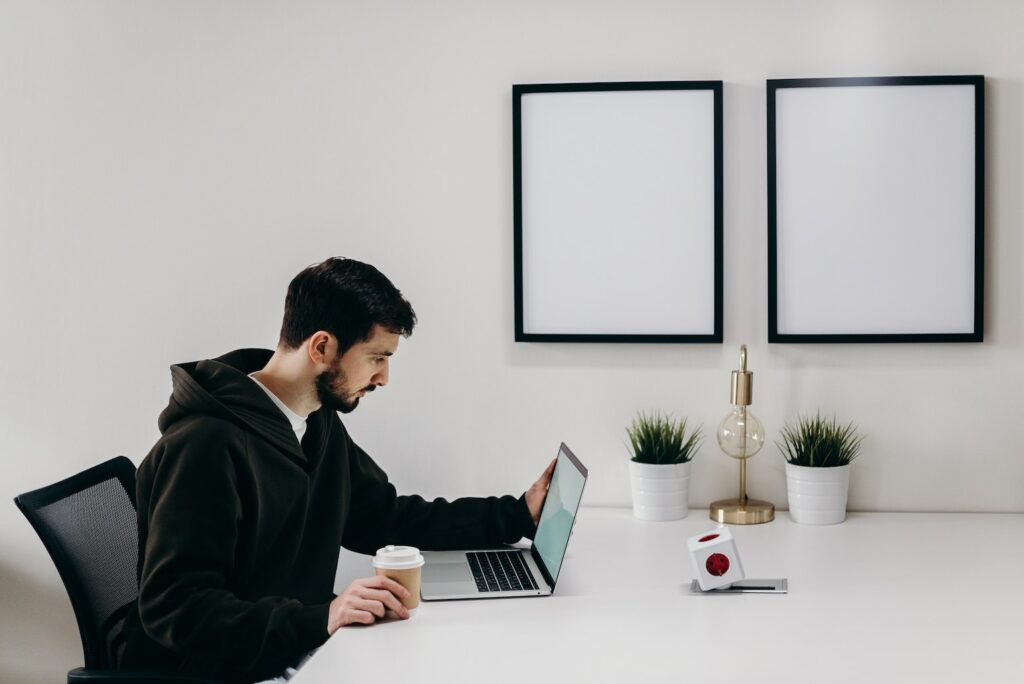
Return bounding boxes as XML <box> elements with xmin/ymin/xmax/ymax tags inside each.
<box><xmin>767</xmin><ymin>75</ymin><xmax>984</xmax><ymax>343</ymax></box>
<box><xmin>513</xmin><ymin>81</ymin><xmax>723</xmax><ymax>343</ymax></box>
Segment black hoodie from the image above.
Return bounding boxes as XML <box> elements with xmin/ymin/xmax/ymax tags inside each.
<box><xmin>121</xmin><ymin>349</ymin><xmax>536</xmax><ymax>683</ymax></box>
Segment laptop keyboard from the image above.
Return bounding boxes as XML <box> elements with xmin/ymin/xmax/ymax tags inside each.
<box><xmin>466</xmin><ymin>550</ymin><xmax>540</xmax><ymax>592</ymax></box>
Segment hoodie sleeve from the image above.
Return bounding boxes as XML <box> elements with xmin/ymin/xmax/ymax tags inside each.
<box><xmin>136</xmin><ymin>424</ymin><xmax>329</xmax><ymax>682</ymax></box>
<box><xmin>340</xmin><ymin>433</ymin><xmax>537</xmax><ymax>555</ymax></box>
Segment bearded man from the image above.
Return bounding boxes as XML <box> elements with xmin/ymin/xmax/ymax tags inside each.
<box><xmin>121</xmin><ymin>257</ymin><xmax>553</xmax><ymax>683</ymax></box>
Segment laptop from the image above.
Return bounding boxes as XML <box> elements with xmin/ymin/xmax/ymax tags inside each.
<box><xmin>420</xmin><ymin>442</ymin><xmax>588</xmax><ymax>600</ymax></box>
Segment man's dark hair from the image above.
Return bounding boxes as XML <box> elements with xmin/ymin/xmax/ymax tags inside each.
<box><xmin>279</xmin><ymin>257</ymin><xmax>417</xmax><ymax>353</ymax></box>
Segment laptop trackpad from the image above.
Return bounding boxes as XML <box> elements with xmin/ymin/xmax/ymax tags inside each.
<box><xmin>426</xmin><ymin>561</ymin><xmax>473</xmax><ymax>583</ymax></box>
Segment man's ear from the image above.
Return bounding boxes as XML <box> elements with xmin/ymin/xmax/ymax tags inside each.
<box><xmin>306</xmin><ymin>331</ymin><xmax>334</xmax><ymax>366</ymax></box>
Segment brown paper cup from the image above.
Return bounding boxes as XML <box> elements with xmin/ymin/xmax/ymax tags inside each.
<box><xmin>372</xmin><ymin>545</ymin><xmax>425</xmax><ymax>615</ymax></box>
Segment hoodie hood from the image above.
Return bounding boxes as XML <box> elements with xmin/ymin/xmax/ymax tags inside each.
<box><xmin>158</xmin><ymin>348</ymin><xmax>329</xmax><ymax>466</ymax></box>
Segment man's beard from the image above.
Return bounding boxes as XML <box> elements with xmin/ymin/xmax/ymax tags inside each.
<box><xmin>315</xmin><ymin>359</ymin><xmax>375</xmax><ymax>414</ymax></box>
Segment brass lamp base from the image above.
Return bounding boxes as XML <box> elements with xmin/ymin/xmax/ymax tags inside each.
<box><xmin>709</xmin><ymin>498</ymin><xmax>775</xmax><ymax>525</ymax></box>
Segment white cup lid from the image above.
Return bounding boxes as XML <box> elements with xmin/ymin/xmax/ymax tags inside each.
<box><xmin>372</xmin><ymin>545</ymin><xmax>425</xmax><ymax>570</ymax></box>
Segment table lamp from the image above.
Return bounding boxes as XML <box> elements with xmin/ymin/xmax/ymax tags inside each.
<box><xmin>710</xmin><ymin>344</ymin><xmax>774</xmax><ymax>524</ymax></box>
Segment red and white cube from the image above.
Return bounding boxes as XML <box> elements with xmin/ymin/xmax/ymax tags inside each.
<box><xmin>688</xmin><ymin>527</ymin><xmax>745</xmax><ymax>591</ymax></box>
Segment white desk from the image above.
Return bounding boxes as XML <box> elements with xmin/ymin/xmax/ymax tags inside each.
<box><xmin>298</xmin><ymin>508</ymin><xmax>1024</xmax><ymax>684</ymax></box>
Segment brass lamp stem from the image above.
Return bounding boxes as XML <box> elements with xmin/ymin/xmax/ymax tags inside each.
<box><xmin>739</xmin><ymin>405</ymin><xmax>748</xmax><ymax>505</ymax></box>
<box><xmin>739</xmin><ymin>458</ymin><xmax>747</xmax><ymax>506</ymax></box>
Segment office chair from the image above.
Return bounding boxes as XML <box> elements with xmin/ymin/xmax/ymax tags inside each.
<box><xmin>15</xmin><ymin>456</ymin><xmax>220</xmax><ymax>684</ymax></box>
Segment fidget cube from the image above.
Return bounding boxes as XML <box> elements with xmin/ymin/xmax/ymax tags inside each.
<box><xmin>687</xmin><ymin>527</ymin><xmax>745</xmax><ymax>591</ymax></box>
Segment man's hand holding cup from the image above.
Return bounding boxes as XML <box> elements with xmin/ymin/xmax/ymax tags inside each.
<box><xmin>327</xmin><ymin>575</ymin><xmax>411</xmax><ymax>634</ymax></box>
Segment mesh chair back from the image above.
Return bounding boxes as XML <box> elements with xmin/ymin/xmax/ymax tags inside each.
<box><xmin>15</xmin><ymin>456</ymin><xmax>140</xmax><ymax>670</ymax></box>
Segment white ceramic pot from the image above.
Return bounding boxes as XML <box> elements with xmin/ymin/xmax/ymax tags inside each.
<box><xmin>628</xmin><ymin>460</ymin><xmax>691</xmax><ymax>521</ymax></box>
<box><xmin>785</xmin><ymin>462</ymin><xmax>851</xmax><ymax>525</ymax></box>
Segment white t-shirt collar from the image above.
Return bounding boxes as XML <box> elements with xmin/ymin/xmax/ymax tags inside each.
<box><xmin>248</xmin><ymin>373</ymin><xmax>308</xmax><ymax>445</ymax></box>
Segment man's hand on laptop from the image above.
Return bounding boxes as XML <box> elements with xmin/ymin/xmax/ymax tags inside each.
<box><xmin>327</xmin><ymin>576</ymin><xmax>411</xmax><ymax>634</ymax></box>
<box><xmin>525</xmin><ymin>459</ymin><xmax>557</xmax><ymax>527</ymax></box>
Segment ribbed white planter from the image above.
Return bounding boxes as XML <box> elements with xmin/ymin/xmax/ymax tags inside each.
<box><xmin>785</xmin><ymin>462</ymin><xmax>851</xmax><ymax>525</ymax></box>
<box><xmin>629</xmin><ymin>460</ymin><xmax>691</xmax><ymax>521</ymax></box>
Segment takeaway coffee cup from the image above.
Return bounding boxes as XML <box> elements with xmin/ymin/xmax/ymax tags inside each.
<box><xmin>372</xmin><ymin>545</ymin><xmax>424</xmax><ymax>615</ymax></box>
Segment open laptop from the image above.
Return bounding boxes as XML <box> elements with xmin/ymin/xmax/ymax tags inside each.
<box><xmin>421</xmin><ymin>442</ymin><xmax>587</xmax><ymax>600</ymax></box>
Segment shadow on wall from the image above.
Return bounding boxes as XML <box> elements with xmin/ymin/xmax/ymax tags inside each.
<box><xmin>0</xmin><ymin>560</ymin><xmax>81</xmax><ymax>684</ymax></box>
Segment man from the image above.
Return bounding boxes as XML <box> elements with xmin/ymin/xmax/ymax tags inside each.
<box><xmin>121</xmin><ymin>257</ymin><xmax>555</xmax><ymax>683</ymax></box>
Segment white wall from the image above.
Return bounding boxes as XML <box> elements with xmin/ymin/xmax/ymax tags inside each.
<box><xmin>2</xmin><ymin>1</ymin><xmax>1022</xmax><ymax>681</ymax></box>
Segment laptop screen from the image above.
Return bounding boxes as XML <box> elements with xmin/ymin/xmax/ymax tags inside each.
<box><xmin>532</xmin><ymin>443</ymin><xmax>588</xmax><ymax>586</ymax></box>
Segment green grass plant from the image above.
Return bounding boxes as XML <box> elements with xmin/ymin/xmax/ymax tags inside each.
<box><xmin>626</xmin><ymin>411</ymin><xmax>702</xmax><ymax>465</ymax></box>
<box><xmin>778</xmin><ymin>412</ymin><xmax>864</xmax><ymax>468</ymax></box>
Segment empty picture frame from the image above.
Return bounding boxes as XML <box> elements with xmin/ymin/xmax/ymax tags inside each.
<box><xmin>768</xmin><ymin>75</ymin><xmax>984</xmax><ymax>343</ymax></box>
<box><xmin>513</xmin><ymin>81</ymin><xmax>723</xmax><ymax>342</ymax></box>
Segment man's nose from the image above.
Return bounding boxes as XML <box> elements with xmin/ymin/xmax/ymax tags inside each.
<box><xmin>373</xmin><ymin>361</ymin><xmax>389</xmax><ymax>387</ymax></box>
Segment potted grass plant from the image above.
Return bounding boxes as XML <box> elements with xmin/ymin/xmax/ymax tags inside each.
<box><xmin>778</xmin><ymin>412</ymin><xmax>865</xmax><ymax>525</ymax></box>
<box><xmin>626</xmin><ymin>411</ymin><xmax>702</xmax><ymax>521</ymax></box>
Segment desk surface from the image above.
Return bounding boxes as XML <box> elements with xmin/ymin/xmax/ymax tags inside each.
<box><xmin>296</xmin><ymin>508</ymin><xmax>1024</xmax><ymax>684</ymax></box>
